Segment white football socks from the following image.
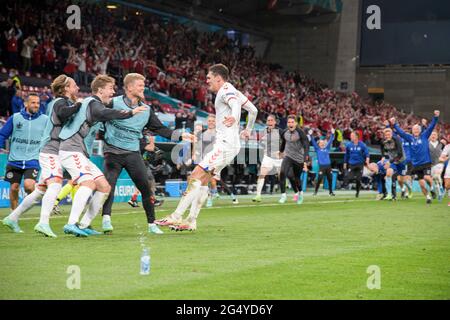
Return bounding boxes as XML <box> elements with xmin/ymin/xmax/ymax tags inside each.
<box><xmin>8</xmin><ymin>188</ymin><xmax>45</xmax><ymax>222</ymax></box>
<box><xmin>172</xmin><ymin>179</ymin><xmax>202</xmax><ymax>220</ymax></box>
<box><xmin>187</xmin><ymin>186</ymin><xmax>209</xmax><ymax>222</ymax></box>
<box><xmin>68</xmin><ymin>186</ymin><xmax>93</xmax><ymax>225</ymax></box>
<box><xmin>39</xmin><ymin>183</ymin><xmax>62</xmax><ymax>225</ymax></box>
<box><xmin>256</xmin><ymin>178</ymin><xmax>265</xmax><ymax>196</ymax></box>
<box><xmin>102</xmin><ymin>214</ymin><xmax>111</xmax><ymax>223</ymax></box>
<box><xmin>79</xmin><ymin>191</ymin><xmax>108</xmax><ymax>229</ymax></box>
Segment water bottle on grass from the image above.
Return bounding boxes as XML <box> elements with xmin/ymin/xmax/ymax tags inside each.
<box><xmin>140</xmin><ymin>247</ymin><xmax>150</xmax><ymax>275</ymax></box>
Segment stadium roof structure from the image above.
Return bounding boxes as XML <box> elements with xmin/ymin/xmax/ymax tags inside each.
<box><xmin>180</xmin><ymin>0</ymin><xmax>343</xmax><ymax>18</ymax></box>
<box><xmin>112</xmin><ymin>0</ymin><xmax>342</xmax><ymax>37</ymax></box>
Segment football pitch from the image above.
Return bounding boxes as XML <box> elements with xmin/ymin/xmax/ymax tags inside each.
<box><xmin>0</xmin><ymin>193</ymin><xmax>449</xmax><ymax>300</ymax></box>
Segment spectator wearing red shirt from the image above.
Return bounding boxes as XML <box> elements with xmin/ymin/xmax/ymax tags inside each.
<box><xmin>32</xmin><ymin>44</ymin><xmax>43</xmax><ymax>73</ymax></box>
<box><xmin>195</xmin><ymin>85</ymin><xmax>207</xmax><ymax>109</ymax></box>
<box><xmin>43</xmin><ymin>44</ymin><xmax>56</xmax><ymax>74</ymax></box>
<box><xmin>146</xmin><ymin>62</ymin><xmax>159</xmax><ymax>81</ymax></box>
<box><xmin>5</xmin><ymin>25</ymin><xmax>23</xmax><ymax>68</ymax></box>
<box><xmin>63</xmin><ymin>47</ymin><xmax>78</xmax><ymax>79</ymax></box>
<box><xmin>183</xmin><ymin>85</ymin><xmax>194</xmax><ymax>105</ymax></box>
<box><xmin>134</xmin><ymin>56</ymin><xmax>145</xmax><ymax>75</ymax></box>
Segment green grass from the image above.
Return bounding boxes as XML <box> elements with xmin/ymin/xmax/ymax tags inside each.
<box><xmin>0</xmin><ymin>193</ymin><xmax>449</xmax><ymax>300</ymax></box>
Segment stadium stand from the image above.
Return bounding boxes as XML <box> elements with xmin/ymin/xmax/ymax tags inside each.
<box><xmin>0</xmin><ymin>0</ymin><xmax>448</xmax><ymax>145</ymax></box>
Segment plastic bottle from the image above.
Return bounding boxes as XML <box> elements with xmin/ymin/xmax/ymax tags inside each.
<box><xmin>140</xmin><ymin>247</ymin><xmax>150</xmax><ymax>275</ymax></box>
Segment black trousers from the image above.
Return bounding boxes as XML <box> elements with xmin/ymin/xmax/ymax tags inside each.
<box><xmin>102</xmin><ymin>152</ymin><xmax>155</xmax><ymax>223</ymax></box>
<box><xmin>280</xmin><ymin>157</ymin><xmax>303</xmax><ymax>193</ymax></box>
<box><xmin>315</xmin><ymin>166</ymin><xmax>333</xmax><ymax>193</ymax></box>
<box><xmin>391</xmin><ymin>175</ymin><xmax>398</xmax><ymax>198</ymax></box>
<box><xmin>343</xmin><ymin>164</ymin><xmax>364</xmax><ymax>193</ymax></box>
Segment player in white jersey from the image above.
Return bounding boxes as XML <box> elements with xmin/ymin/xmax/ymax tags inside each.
<box><xmin>439</xmin><ymin>143</ymin><xmax>450</xmax><ymax>206</ymax></box>
<box><xmin>252</xmin><ymin>114</ymin><xmax>283</xmax><ymax>202</ymax></box>
<box><xmin>155</xmin><ymin>64</ymin><xmax>258</xmax><ymax>231</ymax></box>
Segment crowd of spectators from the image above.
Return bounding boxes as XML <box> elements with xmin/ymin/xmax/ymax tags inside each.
<box><xmin>0</xmin><ymin>0</ymin><xmax>448</xmax><ymax>145</ymax></box>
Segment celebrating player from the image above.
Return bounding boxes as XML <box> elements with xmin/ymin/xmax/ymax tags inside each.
<box><xmin>391</xmin><ymin>110</ymin><xmax>440</xmax><ymax>204</ymax></box>
<box><xmin>429</xmin><ymin>131</ymin><xmax>445</xmax><ymax>201</ymax></box>
<box><xmin>278</xmin><ymin>115</ymin><xmax>309</xmax><ymax>204</ymax></box>
<box><xmin>156</xmin><ymin>64</ymin><xmax>258</xmax><ymax>231</ymax></box>
<box><xmin>343</xmin><ymin>132</ymin><xmax>370</xmax><ymax>198</ymax></box>
<box><xmin>310</xmin><ymin>128</ymin><xmax>335</xmax><ymax>196</ymax></box>
<box><xmin>380</xmin><ymin>128</ymin><xmax>406</xmax><ymax>200</ymax></box>
<box><xmin>59</xmin><ymin>75</ymin><xmax>147</xmax><ymax>237</ymax></box>
<box><xmin>253</xmin><ymin>114</ymin><xmax>283</xmax><ymax>202</ymax></box>
<box><xmin>100</xmin><ymin>73</ymin><xmax>193</xmax><ymax>235</ymax></box>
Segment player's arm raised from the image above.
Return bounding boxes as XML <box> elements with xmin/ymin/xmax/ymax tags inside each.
<box><xmin>422</xmin><ymin>110</ymin><xmax>440</xmax><ymax>139</ymax></box>
<box><xmin>391</xmin><ymin>118</ymin><xmax>412</xmax><ymax>142</ymax></box>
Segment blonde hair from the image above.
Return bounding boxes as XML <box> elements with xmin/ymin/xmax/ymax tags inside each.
<box><xmin>123</xmin><ymin>73</ymin><xmax>145</xmax><ymax>90</ymax></box>
<box><xmin>51</xmin><ymin>75</ymin><xmax>72</xmax><ymax>97</ymax></box>
<box><xmin>91</xmin><ymin>75</ymin><xmax>115</xmax><ymax>93</ymax></box>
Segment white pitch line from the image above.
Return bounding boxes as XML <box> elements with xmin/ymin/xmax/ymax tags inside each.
<box><xmin>9</xmin><ymin>198</ymin><xmax>376</xmax><ymax>221</ymax></box>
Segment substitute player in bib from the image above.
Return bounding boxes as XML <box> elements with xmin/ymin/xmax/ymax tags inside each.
<box><xmin>252</xmin><ymin>114</ymin><xmax>283</xmax><ymax>202</ymax></box>
<box><xmin>0</xmin><ymin>94</ymin><xmax>47</xmax><ymax>212</ymax></box>
<box><xmin>101</xmin><ymin>73</ymin><xmax>194</xmax><ymax>235</ymax></box>
<box><xmin>156</xmin><ymin>64</ymin><xmax>258</xmax><ymax>231</ymax></box>
<box><xmin>59</xmin><ymin>75</ymin><xmax>146</xmax><ymax>237</ymax></box>
<box><xmin>2</xmin><ymin>75</ymin><xmax>81</xmax><ymax>237</ymax></box>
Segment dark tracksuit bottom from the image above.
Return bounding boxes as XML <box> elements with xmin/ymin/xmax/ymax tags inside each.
<box><xmin>280</xmin><ymin>156</ymin><xmax>303</xmax><ymax>193</ymax></box>
<box><xmin>102</xmin><ymin>152</ymin><xmax>156</xmax><ymax>223</ymax></box>
<box><xmin>343</xmin><ymin>164</ymin><xmax>364</xmax><ymax>194</ymax></box>
<box><xmin>315</xmin><ymin>165</ymin><xmax>333</xmax><ymax>194</ymax></box>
